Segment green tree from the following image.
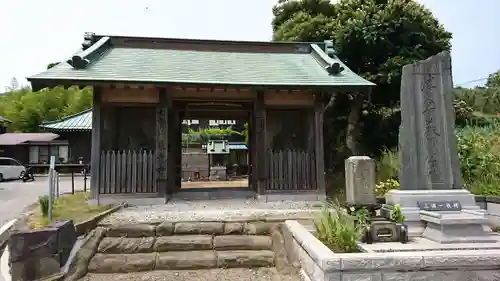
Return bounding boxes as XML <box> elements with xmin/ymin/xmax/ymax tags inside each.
<box><xmin>0</xmin><ymin>86</ymin><xmax>92</xmax><ymax>132</ymax></box>
<box><xmin>486</xmin><ymin>70</ymin><xmax>500</xmax><ymax>88</ymax></box>
<box><xmin>272</xmin><ymin>0</ymin><xmax>452</xmax><ymax>161</ymax></box>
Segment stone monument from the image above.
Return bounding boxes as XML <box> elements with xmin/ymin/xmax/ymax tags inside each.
<box><xmin>382</xmin><ymin>51</ymin><xmax>494</xmax><ymax>242</ymax></box>
<box><xmin>345</xmin><ymin>156</ymin><xmax>377</xmax><ymax>206</ymax></box>
<box><xmin>346</xmin><ymin>156</ymin><xmax>409</xmax><ymax>244</ymax></box>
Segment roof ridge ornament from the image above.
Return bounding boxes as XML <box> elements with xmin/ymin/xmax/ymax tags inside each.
<box><xmin>82</xmin><ymin>32</ymin><xmax>97</xmax><ymax>50</ymax></box>
<box><xmin>323</xmin><ymin>40</ymin><xmax>335</xmax><ymax>58</ymax></box>
<box><xmin>325</xmin><ymin>62</ymin><xmax>345</xmax><ymax>75</ymax></box>
<box><xmin>67</xmin><ymin>34</ymin><xmax>111</xmax><ymax>69</ymax></box>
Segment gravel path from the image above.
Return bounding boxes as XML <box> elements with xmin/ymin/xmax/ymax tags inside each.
<box><xmin>101</xmin><ymin>198</ymin><xmax>323</xmax><ymax>224</ymax></box>
<box><xmin>82</xmin><ymin>268</ymin><xmax>304</xmax><ymax>281</ymax></box>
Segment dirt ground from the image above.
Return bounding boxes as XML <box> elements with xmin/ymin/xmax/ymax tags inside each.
<box><xmin>82</xmin><ymin>268</ymin><xmax>304</xmax><ymax>281</ymax></box>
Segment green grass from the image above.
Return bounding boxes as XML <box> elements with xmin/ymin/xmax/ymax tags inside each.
<box><xmin>28</xmin><ymin>191</ymin><xmax>112</xmax><ymax>229</ymax></box>
<box><xmin>314</xmin><ymin>201</ymin><xmax>363</xmax><ymax>253</ymax></box>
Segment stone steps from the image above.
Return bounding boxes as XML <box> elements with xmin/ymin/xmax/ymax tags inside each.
<box><xmin>105</xmin><ymin>221</ymin><xmax>275</xmax><ymax>237</ymax></box>
<box><xmin>87</xmin><ymin>222</ymin><xmax>282</xmax><ymax>273</ymax></box>
<box><xmin>88</xmin><ymin>250</ymin><xmax>275</xmax><ymax>273</ymax></box>
<box><xmin>97</xmin><ymin>235</ymin><xmax>273</xmax><ymax>253</ymax></box>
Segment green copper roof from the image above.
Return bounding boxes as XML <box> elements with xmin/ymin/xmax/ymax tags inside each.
<box><xmin>28</xmin><ymin>33</ymin><xmax>375</xmax><ymax>90</ymax></box>
<box><xmin>40</xmin><ymin>109</ymin><xmax>92</xmax><ymax>131</ymax></box>
<box><xmin>0</xmin><ymin>115</ymin><xmax>11</xmax><ymax>123</ymax></box>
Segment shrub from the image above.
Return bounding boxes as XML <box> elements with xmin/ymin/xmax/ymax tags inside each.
<box><xmin>38</xmin><ymin>195</ymin><xmax>50</xmax><ymax>217</ymax></box>
<box><xmin>390</xmin><ymin>204</ymin><xmax>406</xmax><ymax>224</ymax></box>
<box><xmin>314</xmin><ymin>201</ymin><xmax>365</xmax><ymax>253</ymax></box>
<box><xmin>375</xmin><ymin>122</ymin><xmax>500</xmax><ymax>196</ymax></box>
<box><xmin>375</xmin><ymin>178</ymin><xmax>400</xmax><ymax>196</ymax></box>
<box><xmin>457</xmin><ymin>123</ymin><xmax>500</xmax><ymax>195</ymax></box>
<box><xmin>376</xmin><ymin>149</ymin><xmax>399</xmax><ymax>183</ymax></box>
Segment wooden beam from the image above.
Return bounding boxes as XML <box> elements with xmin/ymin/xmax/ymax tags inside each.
<box><xmin>90</xmin><ymin>86</ymin><xmax>103</xmax><ymax>200</ymax></box>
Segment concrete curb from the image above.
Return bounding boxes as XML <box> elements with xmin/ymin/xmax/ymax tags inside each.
<box><xmin>0</xmin><ymin>219</ymin><xmax>17</xmax><ymax>281</ymax></box>
<box><xmin>75</xmin><ymin>202</ymin><xmax>127</xmax><ymax>236</ymax></box>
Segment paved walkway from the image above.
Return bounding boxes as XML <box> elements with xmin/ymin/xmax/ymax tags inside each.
<box><xmin>101</xmin><ymin>198</ymin><xmax>323</xmax><ymax>225</ymax></box>
<box><xmin>0</xmin><ymin>177</ymin><xmax>87</xmax><ymax>226</ymax></box>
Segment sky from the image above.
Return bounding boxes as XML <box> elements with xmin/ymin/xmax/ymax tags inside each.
<box><xmin>0</xmin><ymin>0</ymin><xmax>499</xmax><ymax>91</ymax></box>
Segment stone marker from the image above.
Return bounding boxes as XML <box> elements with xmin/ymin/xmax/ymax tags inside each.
<box><xmin>398</xmin><ymin>51</ymin><xmax>461</xmax><ymax>190</ymax></box>
<box><xmin>345</xmin><ymin>156</ymin><xmax>376</xmax><ymax>205</ymax></box>
<box><xmin>383</xmin><ymin>51</ymin><xmax>491</xmax><ymax>239</ymax></box>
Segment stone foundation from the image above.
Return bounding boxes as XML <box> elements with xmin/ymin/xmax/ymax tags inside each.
<box><xmin>382</xmin><ymin>189</ymin><xmax>486</xmax><ymax>237</ymax></box>
<box><xmin>283</xmin><ymin>220</ymin><xmax>500</xmax><ymax>281</ymax></box>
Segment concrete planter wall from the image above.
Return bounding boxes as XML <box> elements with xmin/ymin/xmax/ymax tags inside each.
<box><xmin>377</xmin><ymin>195</ymin><xmax>500</xmax><ymax>228</ymax></box>
<box><xmin>283</xmin><ymin>220</ymin><xmax>500</xmax><ymax>281</ymax></box>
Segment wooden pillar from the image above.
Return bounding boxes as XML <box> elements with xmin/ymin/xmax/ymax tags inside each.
<box><xmin>90</xmin><ymin>86</ymin><xmax>103</xmax><ymax>200</ymax></box>
<box><xmin>167</xmin><ymin>108</ymin><xmax>181</xmax><ymax>195</ymax></box>
<box><xmin>156</xmin><ymin>88</ymin><xmax>169</xmax><ymax>199</ymax></box>
<box><xmin>247</xmin><ymin>110</ymin><xmax>253</xmax><ymax>189</ymax></box>
<box><xmin>314</xmin><ymin>93</ymin><xmax>326</xmax><ymax>193</ymax></box>
<box><xmin>253</xmin><ymin>90</ymin><xmax>267</xmax><ymax>194</ymax></box>
<box><xmin>175</xmin><ymin>114</ymin><xmax>182</xmax><ymax>190</ymax></box>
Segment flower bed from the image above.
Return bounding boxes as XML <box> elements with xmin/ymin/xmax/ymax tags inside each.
<box><xmin>283</xmin><ymin>220</ymin><xmax>500</xmax><ymax>281</ymax></box>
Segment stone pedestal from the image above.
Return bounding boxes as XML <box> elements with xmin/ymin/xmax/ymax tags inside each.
<box><xmin>382</xmin><ymin>189</ymin><xmax>487</xmax><ymax>237</ymax></box>
<box><xmin>420</xmin><ymin>209</ymin><xmax>496</xmax><ymax>243</ymax></box>
<box><xmin>209</xmin><ymin>166</ymin><xmax>227</xmax><ymax>181</ymax></box>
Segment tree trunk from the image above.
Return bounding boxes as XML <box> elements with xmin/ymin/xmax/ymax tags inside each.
<box><xmin>346</xmin><ymin>93</ymin><xmax>364</xmax><ymax>156</ymax></box>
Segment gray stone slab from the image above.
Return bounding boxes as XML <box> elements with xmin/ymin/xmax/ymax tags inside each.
<box><xmin>399</xmin><ymin>51</ymin><xmax>461</xmax><ymax>191</ymax></box>
<box><xmin>383</xmin><ymin>189</ymin><xmax>485</xmax><ymax>237</ymax></box>
<box><xmin>358</xmin><ymin>236</ymin><xmax>500</xmax><ymax>253</ymax></box>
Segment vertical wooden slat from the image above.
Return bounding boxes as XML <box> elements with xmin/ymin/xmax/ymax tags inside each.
<box><xmin>125</xmin><ymin>151</ymin><xmax>131</xmax><ymax>193</ymax></box>
<box><xmin>310</xmin><ymin>151</ymin><xmax>314</xmax><ymax>190</ymax></box>
<box><xmin>105</xmin><ymin>151</ymin><xmax>111</xmax><ymax>193</ymax></box>
<box><xmin>110</xmin><ymin>151</ymin><xmax>116</xmax><ymax>194</ymax></box>
<box><xmin>268</xmin><ymin>150</ymin><xmax>274</xmax><ymax>191</ymax></box>
<box><xmin>131</xmin><ymin>151</ymin><xmax>138</xmax><ymax>193</ymax></box>
<box><xmin>142</xmin><ymin>151</ymin><xmax>148</xmax><ymax>193</ymax></box>
<box><xmin>280</xmin><ymin>151</ymin><xmax>284</xmax><ymax>190</ymax></box>
<box><xmin>113</xmin><ymin>151</ymin><xmax>119</xmax><ymax>193</ymax></box>
<box><xmin>148</xmin><ymin>151</ymin><xmax>154</xmax><ymax>193</ymax></box>
<box><xmin>137</xmin><ymin>151</ymin><xmax>143</xmax><ymax>193</ymax></box>
<box><xmin>152</xmin><ymin>150</ymin><xmax>157</xmax><ymax>193</ymax></box>
<box><xmin>297</xmin><ymin>151</ymin><xmax>302</xmax><ymax>190</ymax></box>
<box><xmin>120</xmin><ymin>151</ymin><xmax>126</xmax><ymax>193</ymax></box>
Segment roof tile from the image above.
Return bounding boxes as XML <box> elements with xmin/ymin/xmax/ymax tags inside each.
<box><xmin>40</xmin><ymin>109</ymin><xmax>92</xmax><ymax>131</ymax></box>
<box><xmin>28</xmin><ymin>35</ymin><xmax>374</xmax><ymax>88</ymax></box>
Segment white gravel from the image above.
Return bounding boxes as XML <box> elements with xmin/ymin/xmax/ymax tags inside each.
<box><xmin>100</xmin><ymin>198</ymin><xmax>323</xmax><ymax>224</ymax></box>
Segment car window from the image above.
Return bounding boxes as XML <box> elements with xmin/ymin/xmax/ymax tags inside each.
<box><xmin>9</xmin><ymin>159</ymin><xmax>21</xmax><ymax>166</ymax></box>
<box><xmin>0</xmin><ymin>159</ymin><xmax>9</xmax><ymax>165</ymax></box>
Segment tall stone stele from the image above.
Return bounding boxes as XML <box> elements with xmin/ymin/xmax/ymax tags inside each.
<box><xmin>382</xmin><ymin>51</ymin><xmax>484</xmax><ymax>236</ymax></box>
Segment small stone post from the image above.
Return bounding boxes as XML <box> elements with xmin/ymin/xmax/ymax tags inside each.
<box><xmin>345</xmin><ymin>156</ymin><xmax>376</xmax><ymax>205</ymax></box>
